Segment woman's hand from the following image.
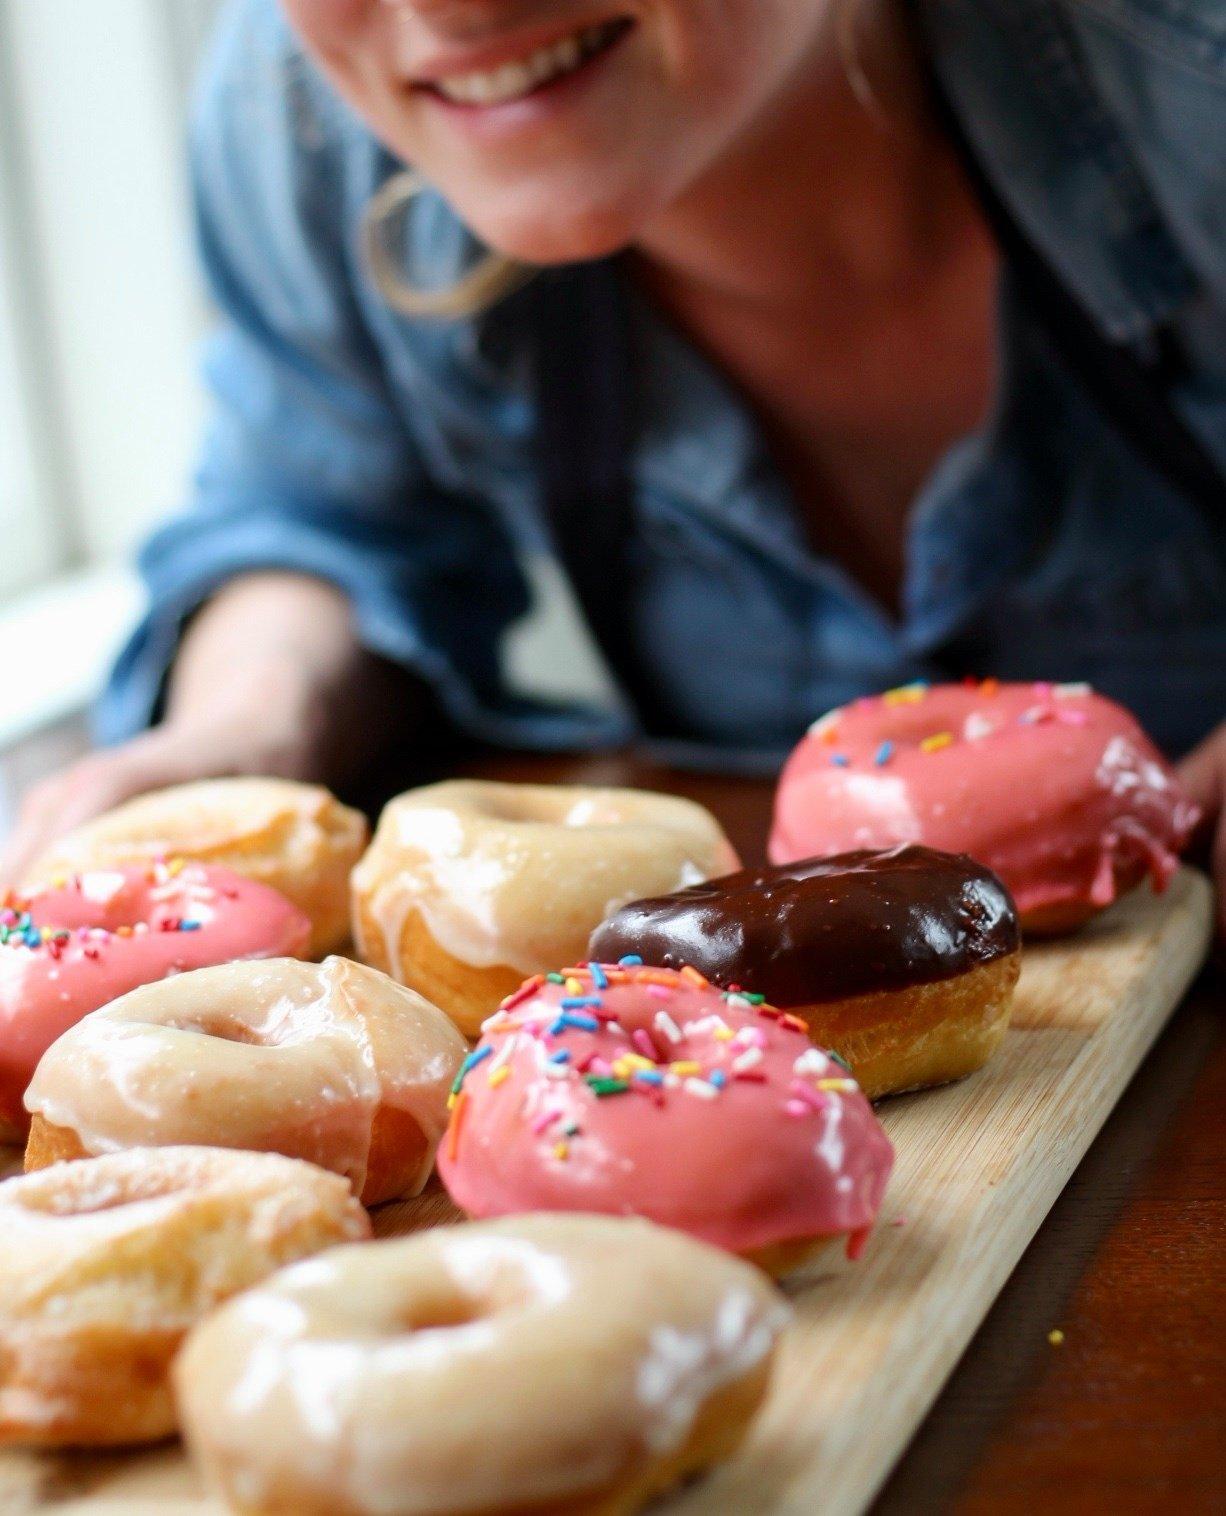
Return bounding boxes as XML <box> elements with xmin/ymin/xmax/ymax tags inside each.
<box><xmin>0</xmin><ymin>715</ymin><xmax>300</xmax><ymax>888</ymax></box>
<box><xmin>0</xmin><ymin>573</ymin><xmax>418</xmax><ymax>890</ymax></box>
<box><xmin>1177</xmin><ymin>720</ymin><xmax>1226</xmax><ymax>941</ymax></box>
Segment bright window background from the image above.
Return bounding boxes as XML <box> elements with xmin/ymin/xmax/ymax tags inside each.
<box><xmin>0</xmin><ymin>0</ymin><xmax>220</xmax><ymax>596</ymax></box>
<box><xmin>0</xmin><ymin>0</ymin><xmax>610</xmax><ymax>750</ymax></box>
<box><xmin>0</xmin><ymin>0</ymin><xmax>221</xmax><ymax>742</ymax></box>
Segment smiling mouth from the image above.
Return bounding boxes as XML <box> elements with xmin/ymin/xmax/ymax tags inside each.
<box><xmin>419</xmin><ymin>18</ymin><xmax>633</xmax><ymax>107</ymax></box>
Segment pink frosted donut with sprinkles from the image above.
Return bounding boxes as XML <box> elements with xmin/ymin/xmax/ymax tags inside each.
<box><xmin>0</xmin><ymin>861</ymin><xmax>310</xmax><ymax>1140</ymax></box>
<box><xmin>436</xmin><ymin>960</ymin><xmax>894</xmax><ymax>1276</ymax></box>
<box><xmin>769</xmin><ymin>680</ymin><xmax>1200</xmax><ymax>935</ymax></box>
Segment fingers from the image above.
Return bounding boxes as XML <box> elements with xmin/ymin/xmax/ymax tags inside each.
<box><xmin>0</xmin><ymin>750</ymin><xmax>154</xmax><ymax>890</ymax></box>
<box><xmin>0</xmin><ymin>723</ymin><xmax>204</xmax><ymax>890</ymax></box>
<box><xmin>0</xmin><ymin>688</ymin><xmax>343</xmax><ymax>895</ymax></box>
<box><xmin>1211</xmin><ymin>811</ymin><xmax>1226</xmax><ymax>946</ymax></box>
<box><xmin>0</xmin><ymin>702</ymin><xmax>331</xmax><ymax>894</ymax></box>
<box><xmin>1176</xmin><ymin>721</ymin><xmax>1226</xmax><ymax>942</ymax></box>
<box><xmin>1177</xmin><ymin>724</ymin><xmax>1224</xmax><ymax>823</ymax></box>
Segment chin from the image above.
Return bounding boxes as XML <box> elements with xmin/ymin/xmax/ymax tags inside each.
<box><xmin>448</xmin><ymin>178</ymin><xmax>663</xmax><ymax>266</ymax></box>
<box><xmin>477</xmin><ymin>207</ymin><xmax>642</xmax><ymax>266</ymax></box>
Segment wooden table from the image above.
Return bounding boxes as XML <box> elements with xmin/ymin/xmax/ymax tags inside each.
<box><xmin>1</xmin><ymin>720</ymin><xmax>1222</xmax><ymax>1512</ymax></box>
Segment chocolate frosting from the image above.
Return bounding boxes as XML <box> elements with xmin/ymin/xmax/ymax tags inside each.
<box><xmin>588</xmin><ymin>845</ymin><xmax>1020</xmax><ymax>1005</ymax></box>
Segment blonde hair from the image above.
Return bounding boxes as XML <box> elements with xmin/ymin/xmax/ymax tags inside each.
<box><xmin>835</xmin><ymin>0</ymin><xmax>893</xmax><ymax>123</ymax></box>
<box><xmin>361</xmin><ymin>169</ymin><xmax>531</xmax><ymax>319</ymax></box>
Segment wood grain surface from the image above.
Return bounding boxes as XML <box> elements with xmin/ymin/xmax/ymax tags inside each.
<box><xmin>0</xmin><ymin>862</ymin><xmax>1211</xmax><ymax>1515</ymax></box>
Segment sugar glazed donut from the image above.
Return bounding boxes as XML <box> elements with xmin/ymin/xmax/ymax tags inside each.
<box><xmin>25</xmin><ymin>777</ymin><xmax>369</xmax><ymax>956</ymax></box>
<box><xmin>769</xmin><ymin>681</ymin><xmax>1200</xmax><ymax>933</ymax></box>
<box><xmin>591</xmin><ymin>846</ymin><xmax>1021</xmax><ymax>1098</ymax></box>
<box><xmin>0</xmin><ymin>862</ymin><xmax>310</xmax><ymax>1142</ymax></box>
<box><xmin>351</xmin><ymin>780</ymin><xmax>739</xmax><ymax>1036</ymax></box>
<box><xmin>25</xmin><ymin>957</ymin><xmax>467</xmax><ymax>1207</ymax></box>
<box><xmin>438</xmin><ymin>963</ymin><xmax>893</xmax><ymax>1273</ymax></box>
<box><xmin>176</xmin><ymin>1213</ymin><xmax>789</xmax><ymax>1516</ymax></box>
<box><xmin>0</xmin><ymin>1147</ymin><xmax>370</xmax><ymax>1447</ymax></box>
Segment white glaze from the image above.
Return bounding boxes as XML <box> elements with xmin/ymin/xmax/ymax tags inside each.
<box><xmin>176</xmin><ymin>1214</ymin><xmax>789</xmax><ymax>1515</ymax></box>
<box><xmin>24</xmin><ymin>957</ymin><xmax>466</xmax><ymax>1199</ymax></box>
<box><xmin>351</xmin><ymin>781</ymin><xmax>739</xmax><ymax>977</ymax></box>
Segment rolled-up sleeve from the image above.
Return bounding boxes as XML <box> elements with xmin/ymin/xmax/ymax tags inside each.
<box><xmin>98</xmin><ymin>0</ymin><xmax>600</xmax><ymax>749</ymax></box>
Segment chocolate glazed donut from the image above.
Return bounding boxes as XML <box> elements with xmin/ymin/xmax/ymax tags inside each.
<box><xmin>590</xmin><ymin>846</ymin><xmax>1022</xmax><ymax>1098</ymax></box>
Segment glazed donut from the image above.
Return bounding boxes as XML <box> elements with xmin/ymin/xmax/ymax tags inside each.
<box><xmin>176</xmin><ymin>1213</ymin><xmax>789</xmax><ymax>1516</ymax></box>
<box><xmin>0</xmin><ymin>1146</ymin><xmax>369</xmax><ymax>1447</ymax></box>
<box><xmin>437</xmin><ymin>962</ymin><xmax>893</xmax><ymax>1274</ymax></box>
<box><xmin>24</xmin><ymin>957</ymin><xmax>467</xmax><ymax>1207</ymax></box>
<box><xmin>25</xmin><ymin>777</ymin><xmax>368</xmax><ymax>956</ymax></box>
<box><xmin>769</xmin><ymin>680</ymin><xmax>1200</xmax><ymax>933</ymax></box>
<box><xmin>351</xmin><ymin>780</ymin><xmax>739</xmax><ymax>1037</ymax></box>
<box><xmin>0</xmin><ymin>862</ymin><xmax>310</xmax><ymax>1142</ymax></box>
<box><xmin>590</xmin><ymin>846</ymin><xmax>1021</xmax><ymax>1098</ymax></box>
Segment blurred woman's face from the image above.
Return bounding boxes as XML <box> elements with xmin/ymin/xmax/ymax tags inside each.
<box><xmin>280</xmin><ymin>1</ymin><xmax>827</xmax><ymax>262</ymax></box>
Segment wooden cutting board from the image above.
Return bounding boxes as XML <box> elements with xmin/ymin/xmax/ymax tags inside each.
<box><xmin>0</xmin><ymin>867</ymin><xmax>1213</xmax><ymax>1516</ymax></box>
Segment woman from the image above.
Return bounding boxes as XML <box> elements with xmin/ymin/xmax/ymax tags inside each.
<box><xmin>3</xmin><ymin>0</ymin><xmax>1224</xmax><ymax>907</ymax></box>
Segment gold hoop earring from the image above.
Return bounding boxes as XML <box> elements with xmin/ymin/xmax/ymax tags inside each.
<box><xmin>361</xmin><ymin>169</ymin><xmax>533</xmax><ymax>319</ymax></box>
<box><xmin>835</xmin><ymin>0</ymin><xmax>891</xmax><ymax>126</ymax></box>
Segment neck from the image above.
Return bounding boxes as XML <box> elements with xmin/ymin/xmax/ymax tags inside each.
<box><xmin>634</xmin><ymin>4</ymin><xmax>971</xmax><ymax>315</ymax></box>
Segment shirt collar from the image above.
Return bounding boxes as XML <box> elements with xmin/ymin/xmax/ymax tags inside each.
<box><xmin>921</xmin><ymin>0</ymin><xmax>1197</xmax><ymax>343</ymax></box>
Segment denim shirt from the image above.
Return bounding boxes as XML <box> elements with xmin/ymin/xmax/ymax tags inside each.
<box><xmin>99</xmin><ymin>0</ymin><xmax>1226</xmax><ymax>768</ymax></box>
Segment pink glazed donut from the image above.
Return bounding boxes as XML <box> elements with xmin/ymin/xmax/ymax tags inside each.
<box><xmin>0</xmin><ymin>861</ymin><xmax>310</xmax><ymax>1140</ymax></box>
<box><xmin>437</xmin><ymin>961</ymin><xmax>894</xmax><ymax>1276</ymax></box>
<box><xmin>769</xmin><ymin>680</ymin><xmax>1200</xmax><ymax>934</ymax></box>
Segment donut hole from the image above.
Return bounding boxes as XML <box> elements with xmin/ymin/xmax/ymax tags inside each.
<box><xmin>474</xmin><ymin>788</ymin><xmax>626</xmax><ymax>830</ymax></box>
<box><xmin>396</xmin><ymin>1291</ymin><xmax>487</xmax><ymax>1336</ymax></box>
<box><xmin>169</xmin><ymin>1014</ymin><xmax>267</xmax><ymax>1047</ymax></box>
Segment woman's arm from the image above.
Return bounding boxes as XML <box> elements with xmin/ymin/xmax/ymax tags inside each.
<box><xmin>165</xmin><ymin>572</ymin><xmax>407</xmax><ymax>783</ymax></box>
<box><xmin>0</xmin><ymin>572</ymin><xmax>416</xmax><ymax>885</ymax></box>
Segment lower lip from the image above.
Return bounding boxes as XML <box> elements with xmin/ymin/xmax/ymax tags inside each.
<box><xmin>413</xmin><ymin>26</ymin><xmax>633</xmax><ymax>140</ymax></box>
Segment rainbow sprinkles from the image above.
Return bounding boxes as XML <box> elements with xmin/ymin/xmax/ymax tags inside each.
<box><xmin>812</xmin><ymin>678</ymin><xmax>1100</xmax><ymax>767</ymax></box>
<box><xmin>447</xmin><ymin>958</ymin><xmax>864</xmax><ymax>1154</ymax></box>
<box><xmin>1</xmin><ymin>860</ymin><xmax>218</xmax><ymax>961</ymax></box>
<box><xmin>436</xmin><ymin>957</ymin><xmax>896</xmax><ymax>1262</ymax></box>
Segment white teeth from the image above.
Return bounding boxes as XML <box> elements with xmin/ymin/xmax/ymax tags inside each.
<box><xmin>434</xmin><ymin>22</ymin><xmax>620</xmax><ymax>105</ymax></box>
